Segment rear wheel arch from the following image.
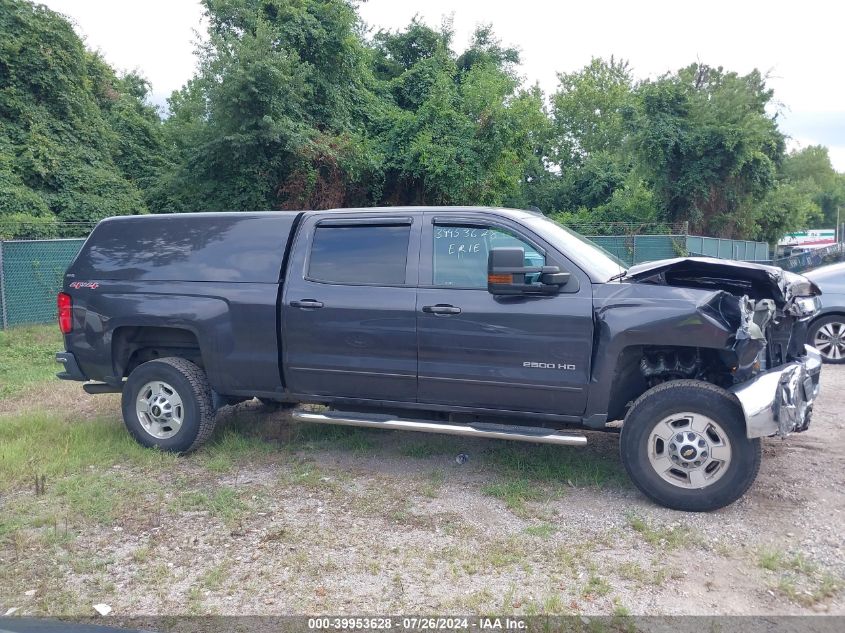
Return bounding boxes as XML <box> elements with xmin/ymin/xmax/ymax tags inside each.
<box><xmin>112</xmin><ymin>325</ymin><xmax>204</xmax><ymax>379</ymax></box>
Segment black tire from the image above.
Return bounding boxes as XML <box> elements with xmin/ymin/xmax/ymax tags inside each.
<box><xmin>807</xmin><ymin>315</ymin><xmax>845</xmax><ymax>364</ymax></box>
<box><xmin>121</xmin><ymin>357</ymin><xmax>216</xmax><ymax>454</ymax></box>
<box><xmin>620</xmin><ymin>380</ymin><xmax>761</xmax><ymax>512</ymax></box>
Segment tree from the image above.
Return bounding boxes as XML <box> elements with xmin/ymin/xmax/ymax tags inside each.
<box><xmin>551</xmin><ymin>56</ymin><xmax>634</xmax><ymax>165</ymax></box>
<box><xmin>781</xmin><ymin>145</ymin><xmax>845</xmax><ymax>229</ymax></box>
<box><xmin>0</xmin><ymin>0</ymin><xmax>157</xmax><ymax>233</ymax></box>
<box><xmin>531</xmin><ymin>58</ymin><xmax>640</xmax><ymax>222</ymax></box>
<box><xmin>752</xmin><ymin>182</ymin><xmax>821</xmax><ymax>244</ymax></box>
<box><xmin>629</xmin><ymin>64</ymin><xmax>785</xmax><ymax>239</ymax></box>
<box><xmin>371</xmin><ymin>22</ymin><xmax>547</xmax><ymax>207</ymax></box>
<box><xmin>159</xmin><ymin>0</ymin><xmax>381</xmax><ymax>211</ymax></box>
<box><xmin>3</xmin><ymin>0</ymin><xmax>842</xmax><ymax>246</ymax></box>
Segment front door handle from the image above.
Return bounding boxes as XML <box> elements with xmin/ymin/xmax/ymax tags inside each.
<box><xmin>290</xmin><ymin>299</ymin><xmax>324</xmax><ymax>309</ymax></box>
<box><xmin>422</xmin><ymin>304</ymin><xmax>461</xmax><ymax>315</ymax></box>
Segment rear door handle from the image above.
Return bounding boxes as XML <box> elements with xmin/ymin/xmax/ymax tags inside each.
<box><xmin>290</xmin><ymin>299</ymin><xmax>324</xmax><ymax>309</ymax></box>
<box><xmin>422</xmin><ymin>304</ymin><xmax>461</xmax><ymax>315</ymax></box>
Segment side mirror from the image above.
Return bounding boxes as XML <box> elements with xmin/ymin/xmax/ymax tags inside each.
<box><xmin>487</xmin><ymin>247</ymin><xmax>570</xmax><ymax>295</ymax></box>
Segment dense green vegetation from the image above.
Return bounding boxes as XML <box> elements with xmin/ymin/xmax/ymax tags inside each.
<box><xmin>1</xmin><ymin>0</ymin><xmax>843</xmax><ymax>241</ymax></box>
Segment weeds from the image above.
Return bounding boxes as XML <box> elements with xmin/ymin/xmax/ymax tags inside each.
<box><xmin>626</xmin><ymin>513</ymin><xmax>693</xmax><ymax>549</ymax></box>
<box><xmin>51</xmin><ymin>473</ymin><xmax>147</xmax><ymax>525</ymax></box>
<box><xmin>758</xmin><ymin>545</ymin><xmax>843</xmax><ymax>606</ymax></box>
<box><xmin>481</xmin><ymin>478</ymin><xmax>552</xmax><ymax>513</ymax></box>
<box><xmin>582</xmin><ymin>573</ymin><xmax>612</xmax><ymax>598</ymax></box>
<box><xmin>0</xmin><ymin>325</ymin><xmax>62</xmax><ymax>400</ymax></box>
<box><xmin>175</xmin><ymin>486</ymin><xmax>249</xmax><ymax>525</ymax></box>
<box><xmin>0</xmin><ymin>411</ymin><xmax>179</xmax><ymax>491</ymax></box>
<box><xmin>524</xmin><ymin>522</ymin><xmax>556</xmax><ymax>538</ymax></box>
<box><xmin>479</xmin><ymin>442</ymin><xmax>627</xmax><ymax>488</ymax></box>
<box><xmin>421</xmin><ymin>469</ymin><xmax>445</xmax><ymax>498</ymax></box>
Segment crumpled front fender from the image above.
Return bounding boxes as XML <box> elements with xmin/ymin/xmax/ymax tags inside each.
<box><xmin>729</xmin><ymin>345</ymin><xmax>822</xmax><ymax>438</ymax></box>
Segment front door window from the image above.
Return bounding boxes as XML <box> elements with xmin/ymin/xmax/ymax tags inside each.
<box><xmin>432</xmin><ymin>224</ymin><xmax>545</xmax><ymax>287</ymax></box>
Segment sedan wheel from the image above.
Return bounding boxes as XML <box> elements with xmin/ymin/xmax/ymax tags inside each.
<box><xmin>809</xmin><ymin>316</ymin><xmax>845</xmax><ymax>364</ymax></box>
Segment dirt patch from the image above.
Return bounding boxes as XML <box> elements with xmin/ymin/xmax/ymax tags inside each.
<box><xmin>1</xmin><ymin>368</ymin><xmax>843</xmax><ymax>617</ymax></box>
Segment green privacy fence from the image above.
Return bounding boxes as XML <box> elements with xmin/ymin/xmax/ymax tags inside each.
<box><xmin>0</xmin><ymin>239</ymin><xmax>86</xmax><ymax>328</ymax></box>
<box><xmin>590</xmin><ymin>234</ymin><xmax>770</xmax><ymax>266</ymax></box>
<box><xmin>685</xmin><ymin>236</ymin><xmax>770</xmax><ymax>262</ymax></box>
<box><xmin>0</xmin><ymin>232</ymin><xmax>773</xmax><ymax>329</ymax></box>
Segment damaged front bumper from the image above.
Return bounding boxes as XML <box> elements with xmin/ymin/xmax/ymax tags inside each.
<box><xmin>730</xmin><ymin>345</ymin><xmax>822</xmax><ymax>438</ymax></box>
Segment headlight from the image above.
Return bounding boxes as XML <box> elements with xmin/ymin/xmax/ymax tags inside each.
<box><xmin>793</xmin><ymin>296</ymin><xmax>820</xmax><ymax>317</ymax></box>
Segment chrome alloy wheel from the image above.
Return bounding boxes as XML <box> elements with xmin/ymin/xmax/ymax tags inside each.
<box><xmin>814</xmin><ymin>320</ymin><xmax>845</xmax><ymax>361</ymax></box>
<box><xmin>647</xmin><ymin>413</ymin><xmax>732</xmax><ymax>489</ymax></box>
<box><xmin>136</xmin><ymin>380</ymin><xmax>184</xmax><ymax>440</ymax></box>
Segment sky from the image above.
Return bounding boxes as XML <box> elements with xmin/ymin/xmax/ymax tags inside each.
<box><xmin>40</xmin><ymin>0</ymin><xmax>845</xmax><ymax>171</ymax></box>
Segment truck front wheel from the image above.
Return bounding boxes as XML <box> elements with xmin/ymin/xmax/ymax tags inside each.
<box><xmin>121</xmin><ymin>357</ymin><xmax>216</xmax><ymax>454</ymax></box>
<box><xmin>620</xmin><ymin>380</ymin><xmax>761</xmax><ymax>512</ymax></box>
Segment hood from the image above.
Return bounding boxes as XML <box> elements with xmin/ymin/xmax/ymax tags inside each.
<box><xmin>623</xmin><ymin>257</ymin><xmax>821</xmax><ymax>307</ymax></box>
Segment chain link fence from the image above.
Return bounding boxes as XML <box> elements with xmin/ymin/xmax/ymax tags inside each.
<box><xmin>0</xmin><ymin>238</ymin><xmax>87</xmax><ymax>328</ymax></box>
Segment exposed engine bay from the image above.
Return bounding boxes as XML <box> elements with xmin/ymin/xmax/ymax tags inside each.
<box><xmin>614</xmin><ymin>258</ymin><xmax>823</xmax><ymax>438</ymax></box>
<box><xmin>625</xmin><ymin>257</ymin><xmax>821</xmax><ymax>382</ymax></box>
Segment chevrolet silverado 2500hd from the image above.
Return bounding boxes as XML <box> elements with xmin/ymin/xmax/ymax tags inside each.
<box><xmin>56</xmin><ymin>207</ymin><xmax>823</xmax><ymax>511</ymax></box>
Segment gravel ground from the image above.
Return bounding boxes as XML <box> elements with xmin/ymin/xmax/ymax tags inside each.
<box><xmin>1</xmin><ymin>366</ymin><xmax>844</xmax><ymax>618</ymax></box>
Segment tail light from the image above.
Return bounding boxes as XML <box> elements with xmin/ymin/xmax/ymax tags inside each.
<box><xmin>58</xmin><ymin>292</ymin><xmax>72</xmax><ymax>334</ymax></box>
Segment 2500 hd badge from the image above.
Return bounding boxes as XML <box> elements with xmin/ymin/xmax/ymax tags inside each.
<box><xmin>523</xmin><ymin>361</ymin><xmax>577</xmax><ymax>370</ymax></box>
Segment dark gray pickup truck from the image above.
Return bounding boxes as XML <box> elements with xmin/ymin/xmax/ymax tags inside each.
<box><xmin>56</xmin><ymin>207</ymin><xmax>823</xmax><ymax>511</ymax></box>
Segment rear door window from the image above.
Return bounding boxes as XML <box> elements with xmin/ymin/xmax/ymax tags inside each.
<box><xmin>308</xmin><ymin>223</ymin><xmax>411</xmax><ymax>285</ymax></box>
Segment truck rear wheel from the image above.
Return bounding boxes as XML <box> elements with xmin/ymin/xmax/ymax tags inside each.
<box><xmin>121</xmin><ymin>357</ymin><xmax>216</xmax><ymax>454</ymax></box>
<box><xmin>620</xmin><ymin>380</ymin><xmax>761</xmax><ymax>512</ymax></box>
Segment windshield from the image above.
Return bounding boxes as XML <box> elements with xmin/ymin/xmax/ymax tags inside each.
<box><xmin>520</xmin><ymin>214</ymin><xmax>628</xmax><ymax>282</ymax></box>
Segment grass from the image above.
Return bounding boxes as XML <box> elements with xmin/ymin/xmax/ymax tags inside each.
<box><xmin>755</xmin><ymin>545</ymin><xmax>843</xmax><ymax>606</ymax></box>
<box><xmin>625</xmin><ymin>512</ymin><xmax>694</xmax><ymax>549</ymax></box>
<box><xmin>51</xmin><ymin>472</ymin><xmax>149</xmax><ymax>525</ymax></box>
<box><xmin>524</xmin><ymin>522</ymin><xmax>556</xmax><ymax>538</ymax></box>
<box><xmin>288</xmin><ymin>422</ymin><xmax>379</xmax><ymax>453</ymax></box>
<box><xmin>200</xmin><ymin>560</ymin><xmax>231</xmax><ymax>591</ymax></box>
<box><xmin>175</xmin><ymin>486</ymin><xmax>249</xmax><ymax>524</ymax></box>
<box><xmin>279</xmin><ymin>458</ymin><xmax>346</xmax><ymax>492</ymax></box>
<box><xmin>757</xmin><ymin>547</ymin><xmax>820</xmax><ymax>575</ymax></box>
<box><xmin>421</xmin><ymin>469</ymin><xmax>445</xmax><ymax>498</ymax></box>
<box><xmin>582</xmin><ymin>573</ymin><xmax>612</xmax><ymax>598</ymax></box>
<box><xmin>479</xmin><ymin>442</ymin><xmax>628</xmax><ymax>488</ymax></box>
<box><xmin>616</xmin><ymin>559</ymin><xmax>677</xmax><ymax>587</ymax></box>
<box><xmin>482</xmin><ymin>478</ymin><xmax>553</xmax><ymax>513</ymax></box>
<box><xmin>0</xmin><ymin>324</ymin><xmax>62</xmax><ymax>400</ymax></box>
<box><xmin>617</xmin><ymin>561</ymin><xmax>648</xmax><ymax>583</ymax></box>
<box><xmin>0</xmin><ymin>410</ymin><xmax>180</xmax><ymax>491</ymax></box>
<box><xmin>757</xmin><ymin>547</ymin><xmax>785</xmax><ymax>571</ymax></box>
<box><xmin>198</xmin><ymin>427</ymin><xmax>277</xmax><ymax>472</ymax></box>
<box><xmin>398</xmin><ymin>437</ymin><xmax>457</xmax><ymax>458</ymax></box>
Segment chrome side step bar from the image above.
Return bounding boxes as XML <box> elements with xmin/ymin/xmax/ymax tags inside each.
<box><xmin>291</xmin><ymin>409</ymin><xmax>588</xmax><ymax>446</ymax></box>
